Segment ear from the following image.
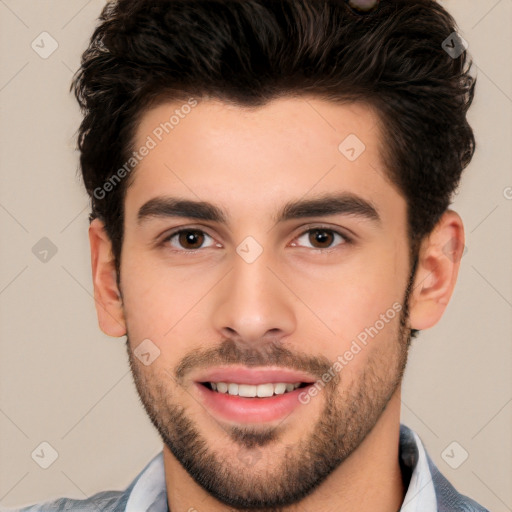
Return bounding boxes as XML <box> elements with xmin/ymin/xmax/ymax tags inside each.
<box><xmin>88</xmin><ymin>218</ymin><xmax>127</xmax><ymax>337</ymax></box>
<box><xmin>408</xmin><ymin>210</ymin><xmax>465</xmax><ymax>331</ymax></box>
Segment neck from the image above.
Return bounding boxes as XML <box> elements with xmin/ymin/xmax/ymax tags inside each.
<box><xmin>163</xmin><ymin>389</ymin><xmax>405</xmax><ymax>512</ymax></box>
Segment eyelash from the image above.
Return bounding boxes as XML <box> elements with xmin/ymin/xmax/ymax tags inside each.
<box><xmin>159</xmin><ymin>226</ymin><xmax>352</xmax><ymax>253</ymax></box>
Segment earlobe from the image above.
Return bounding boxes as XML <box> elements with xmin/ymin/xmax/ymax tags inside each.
<box><xmin>89</xmin><ymin>218</ymin><xmax>127</xmax><ymax>337</ymax></box>
<box><xmin>408</xmin><ymin>210</ymin><xmax>465</xmax><ymax>331</ymax></box>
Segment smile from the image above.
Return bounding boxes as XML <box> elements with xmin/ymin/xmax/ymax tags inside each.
<box><xmin>203</xmin><ymin>381</ymin><xmax>305</xmax><ymax>397</ymax></box>
<box><xmin>196</xmin><ymin>381</ymin><xmax>314</xmax><ymax>424</ymax></box>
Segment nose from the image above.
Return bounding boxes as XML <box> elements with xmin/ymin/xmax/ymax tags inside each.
<box><xmin>211</xmin><ymin>249</ymin><xmax>297</xmax><ymax>346</ymax></box>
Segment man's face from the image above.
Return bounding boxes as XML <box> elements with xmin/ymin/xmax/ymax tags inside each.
<box><xmin>119</xmin><ymin>97</ymin><xmax>413</xmax><ymax>508</ymax></box>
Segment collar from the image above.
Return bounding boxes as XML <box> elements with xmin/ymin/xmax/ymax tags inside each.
<box><xmin>124</xmin><ymin>452</ymin><xmax>168</xmax><ymax>512</ymax></box>
<box><xmin>398</xmin><ymin>424</ymin><xmax>437</xmax><ymax>512</ymax></box>
<box><xmin>124</xmin><ymin>424</ymin><xmax>436</xmax><ymax>512</ymax></box>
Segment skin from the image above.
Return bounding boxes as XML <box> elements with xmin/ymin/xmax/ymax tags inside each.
<box><xmin>89</xmin><ymin>97</ymin><xmax>465</xmax><ymax>512</ymax></box>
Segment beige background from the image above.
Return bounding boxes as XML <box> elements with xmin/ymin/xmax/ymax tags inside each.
<box><xmin>0</xmin><ymin>0</ymin><xmax>510</xmax><ymax>510</ymax></box>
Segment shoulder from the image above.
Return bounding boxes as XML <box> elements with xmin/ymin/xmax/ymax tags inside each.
<box><xmin>427</xmin><ymin>455</ymin><xmax>491</xmax><ymax>512</ymax></box>
<box><xmin>2</xmin><ymin>489</ymin><xmax>130</xmax><ymax>512</ymax></box>
<box><xmin>400</xmin><ymin>424</ymin><xmax>490</xmax><ymax>512</ymax></box>
<box><xmin>2</xmin><ymin>452</ymin><xmax>165</xmax><ymax>512</ymax></box>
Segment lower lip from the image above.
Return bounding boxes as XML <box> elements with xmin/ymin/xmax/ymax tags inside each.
<box><xmin>195</xmin><ymin>383</ymin><xmax>312</xmax><ymax>423</ymax></box>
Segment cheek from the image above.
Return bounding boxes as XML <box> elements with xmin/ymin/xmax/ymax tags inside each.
<box><xmin>284</xmin><ymin>250</ymin><xmax>406</xmax><ymax>374</ymax></box>
<box><xmin>120</xmin><ymin>255</ymin><xmax>218</xmax><ymax>355</ymax></box>
<box><xmin>294</xmin><ymin>253</ymin><xmax>402</xmax><ymax>336</ymax></box>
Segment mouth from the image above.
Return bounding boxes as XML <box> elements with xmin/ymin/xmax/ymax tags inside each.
<box><xmin>192</xmin><ymin>367</ymin><xmax>317</xmax><ymax>424</ymax></box>
<box><xmin>200</xmin><ymin>381</ymin><xmax>310</xmax><ymax>397</ymax></box>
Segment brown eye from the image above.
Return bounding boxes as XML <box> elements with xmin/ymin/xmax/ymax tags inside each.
<box><xmin>293</xmin><ymin>228</ymin><xmax>348</xmax><ymax>250</ymax></box>
<box><xmin>308</xmin><ymin>229</ymin><xmax>335</xmax><ymax>248</ymax></box>
<box><xmin>177</xmin><ymin>230</ymin><xmax>205</xmax><ymax>249</ymax></box>
<box><xmin>162</xmin><ymin>229</ymin><xmax>217</xmax><ymax>251</ymax></box>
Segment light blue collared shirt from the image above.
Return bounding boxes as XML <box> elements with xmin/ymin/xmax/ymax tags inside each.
<box><xmin>120</xmin><ymin>425</ymin><xmax>439</xmax><ymax>512</ymax></box>
<box><xmin>3</xmin><ymin>425</ymin><xmax>488</xmax><ymax>511</ymax></box>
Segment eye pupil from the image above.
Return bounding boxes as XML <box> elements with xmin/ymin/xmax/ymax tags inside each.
<box><xmin>179</xmin><ymin>230</ymin><xmax>204</xmax><ymax>249</ymax></box>
<box><xmin>309</xmin><ymin>229</ymin><xmax>333</xmax><ymax>248</ymax></box>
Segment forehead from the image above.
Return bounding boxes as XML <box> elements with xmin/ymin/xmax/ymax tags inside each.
<box><xmin>125</xmin><ymin>96</ymin><xmax>405</xmax><ymax>228</ymax></box>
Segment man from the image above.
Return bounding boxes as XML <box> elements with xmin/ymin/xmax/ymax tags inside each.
<box><xmin>9</xmin><ymin>0</ymin><xmax>488</xmax><ymax>510</ymax></box>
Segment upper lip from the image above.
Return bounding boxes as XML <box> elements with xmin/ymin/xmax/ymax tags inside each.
<box><xmin>193</xmin><ymin>366</ymin><xmax>317</xmax><ymax>385</ymax></box>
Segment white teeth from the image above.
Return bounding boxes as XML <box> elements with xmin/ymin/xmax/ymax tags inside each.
<box><xmin>208</xmin><ymin>381</ymin><xmax>303</xmax><ymax>397</ymax></box>
<box><xmin>216</xmin><ymin>382</ymin><xmax>228</xmax><ymax>393</ymax></box>
<box><xmin>238</xmin><ymin>384</ymin><xmax>257</xmax><ymax>397</ymax></box>
<box><xmin>257</xmin><ymin>383</ymin><xmax>274</xmax><ymax>397</ymax></box>
<box><xmin>274</xmin><ymin>383</ymin><xmax>287</xmax><ymax>395</ymax></box>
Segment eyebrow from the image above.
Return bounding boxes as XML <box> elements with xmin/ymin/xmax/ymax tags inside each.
<box><xmin>136</xmin><ymin>193</ymin><xmax>381</xmax><ymax>226</ymax></box>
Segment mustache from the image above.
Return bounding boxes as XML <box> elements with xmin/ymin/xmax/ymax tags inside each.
<box><xmin>175</xmin><ymin>338</ymin><xmax>334</xmax><ymax>383</ymax></box>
